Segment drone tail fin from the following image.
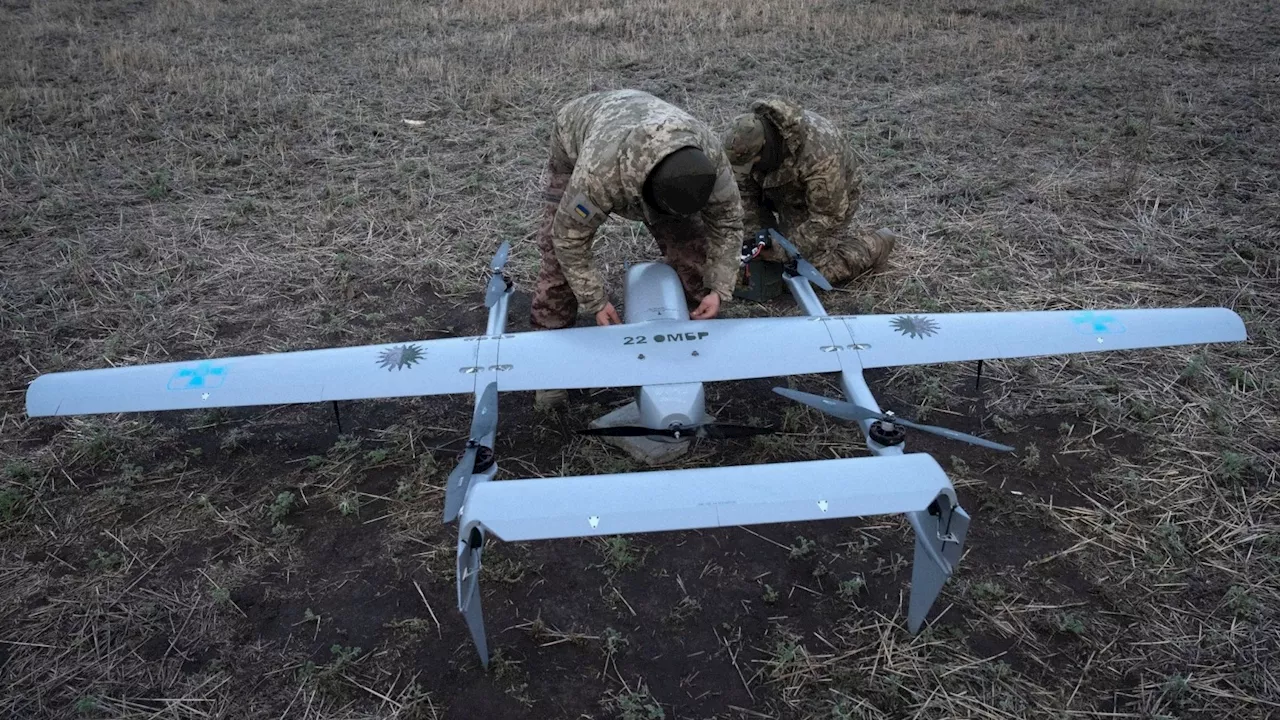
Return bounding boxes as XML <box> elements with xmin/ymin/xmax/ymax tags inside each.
<box><xmin>907</xmin><ymin>501</ymin><xmax>970</xmax><ymax>632</ymax></box>
<box><xmin>456</xmin><ymin>526</ymin><xmax>489</xmax><ymax>667</ymax></box>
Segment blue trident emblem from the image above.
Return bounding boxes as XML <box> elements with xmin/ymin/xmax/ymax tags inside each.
<box><xmin>1071</xmin><ymin>311</ymin><xmax>1125</xmax><ymax>336</ymax></box>
<box><xmin>167</xmin><ymin>362</ymin><xmax>228</xmax><ymax>391</ymax></box>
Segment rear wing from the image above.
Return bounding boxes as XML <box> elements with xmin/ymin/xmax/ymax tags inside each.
<box><xmin>460</xmin><ymin>454</ymin><xmax>953</xmax><ymax>540</ymax></box>
<box><xmin>455</xmin><ymin>454</ymin><xmax>967</xmax><ymax>665</ymax></box>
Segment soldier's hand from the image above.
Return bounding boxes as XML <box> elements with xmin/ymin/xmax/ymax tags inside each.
<box><xmin>690</xmin><ymin>293</ymin><xmax>721</xmax><ymax>320</ymax></box>
<box><xmin>595</xmin><ymin>302</ymin><xmax>623</xmax><ymax>326</ymax></box>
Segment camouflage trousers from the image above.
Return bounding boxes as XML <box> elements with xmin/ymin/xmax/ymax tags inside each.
<box><xmin>764</xmin><ymin>199</ymin><xmax>891</xmax><ymax>285</ymax></box>
<box><xmin>759</xmin><ymin>224</ymin><xmax>889</xmax><ymax>285</ymax></box>
<box><xmin>530</xmin><ymin>163</ymin><xmax>711</xmax><ymax>330</ymax></box>
<box><xmin>805</xmin><ymin>227</ymin><xmax>892</xmax><ymax>285</ymax></box>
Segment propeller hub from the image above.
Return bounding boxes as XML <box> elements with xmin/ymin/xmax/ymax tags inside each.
<box><xmin>868</xmin><ymin>419</ymin><xmax>907</xmax><ymax>447</ymax></box>
<box><xmin>472</xmin><ymin>445</ymin><xmax>495</xmax><ymax>474</ymax></box>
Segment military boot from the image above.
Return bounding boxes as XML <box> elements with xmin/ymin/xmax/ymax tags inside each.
<box><xmin>534</xmin><ymin>389</ymin><xmax>568</xmax><ymax>412</ymax></box>
<box><xmin>866</xmin><ymin>228</ymin><xmax>897</xmax><ymax>269</ymax></box>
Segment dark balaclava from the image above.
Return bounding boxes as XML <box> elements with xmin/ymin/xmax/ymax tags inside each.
<box><xmin>644</xmin><ymin>146</ymin><xmax>717</xmax><ymax>216</ymax></box>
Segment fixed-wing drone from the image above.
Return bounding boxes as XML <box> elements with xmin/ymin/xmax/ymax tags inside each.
<box><xmin>24</xmin><ymin>232</ymin><xmax>1248</xmax><ymax>666</ymax></box>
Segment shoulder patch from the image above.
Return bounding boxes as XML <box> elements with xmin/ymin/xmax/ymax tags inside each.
<box><xmin>569</xmin><ymin>193</ymin><xmax>600</xmax><ymax>222</ymax></box>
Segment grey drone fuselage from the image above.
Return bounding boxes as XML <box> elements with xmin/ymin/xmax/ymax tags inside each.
<box><xmin>622</xmin><ymin>262</ymin><xmax>710</xmax><ymax>436</ymax></box>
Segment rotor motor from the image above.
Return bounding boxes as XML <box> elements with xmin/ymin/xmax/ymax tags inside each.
<box><xmin>868</xmin><ymin>417</ymin><xmax>907</xmax><ymax>447</ymax></box>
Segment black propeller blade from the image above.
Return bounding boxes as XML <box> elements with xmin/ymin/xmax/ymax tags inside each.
<box><xmin>444</xmin><ymin>382</ymin><xmax>500</xmax><ymax>521</ymax></box>
<box><xmin>766</xmin><ymin>229</ymin><xmax>834</xmax><ymax>291</ymax></box>
<box><xmin>772</xmin><ymin>387</ymin><xmax>1015</xmax><ymax>452</ymax></box>
<box><xmin>579</xmin><ymin>423</ymin><xmax>776</xmax><ymax>440</ymax></box>
<box><xmin>484</xmin><ymin>241</ymin><xmax>512</xmax><ymax>308</ymax></box>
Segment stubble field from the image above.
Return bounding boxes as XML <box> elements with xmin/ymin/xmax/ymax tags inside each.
<box><xmin>1</xmin><ymin>0</ymin><xmax>1278</xmax><ymax>717</ymax></box>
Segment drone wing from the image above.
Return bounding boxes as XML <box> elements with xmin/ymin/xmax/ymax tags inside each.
<box><xmin>493</xmin><ymin>316</ymin><xmax>845</xmax><ymax>391</ymax></box>
<box><xmin>26</xmin><ymin>337</ymin><xmax>482</xmax><ymax>417</ymax></box>
<box><xmin>844</xmin><ymin>308</ymin><xmax>1246</xmax><ymax>369</ymax></box>
<box><xmin>460</xmin><ymin>453</ymin><xmax>952</xmax><ymax>541</ymax></box>
<box><xmin>25</xmin><ymin>309</ymin><xmax>1246</xmax><ymax>417</ymax></box>
<box><xmin>21</xmin><ymin>316</ymin><xmax>846</xmax><ymax>417</ymax></box>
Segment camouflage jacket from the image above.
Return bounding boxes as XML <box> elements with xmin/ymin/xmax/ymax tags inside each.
<box><xmin>723</xmin><ymin>99</ymin><xmax>862</xmax><ymax>255</ymax></box>
<box><xmin>548</xmin><ymin>90</ymin><xmax>743</xmax><ymax>314</ymax></box>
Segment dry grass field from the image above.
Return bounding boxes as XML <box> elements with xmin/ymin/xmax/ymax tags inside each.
<box><xmin>2</xmin><ymin>0</ymin><xmax>1278</xmax><ymax>717</ymax></box>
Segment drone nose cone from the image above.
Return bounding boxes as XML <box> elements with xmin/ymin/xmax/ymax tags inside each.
<box><xmin>638</xmin><ymin>383</ymin><xmax>707</xmax><ymax>430</ymax></box>
<box><xmin>624</xmin><ymin>263</ymin><xmax>690</xmax><ymax>323</ymax></box>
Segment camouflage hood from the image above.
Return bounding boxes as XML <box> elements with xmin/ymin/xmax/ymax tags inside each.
<box><xmin>552</xmin><ymin>89</ymin><xmax>727</xmax><ymax>214</ymax></box>
<box><xmin>750</xmin><ymin>98</ymin><xmax>808</xmax><ymax>158</ymax></box>
<box><xmin>723</xmin><ymin>98</ymin><xmax>809</xmax><ymax>170</ymax></box>
<box><xmin>618</xmin><ymin>122</ymin><xmax>710</xmax><ymax>206</ymax></box>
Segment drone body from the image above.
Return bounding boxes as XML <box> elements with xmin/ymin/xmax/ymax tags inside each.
<box><xmin>24</xmin><ymin>239</ymin><xmax>1248</xmax><ymax>666</ymax></box>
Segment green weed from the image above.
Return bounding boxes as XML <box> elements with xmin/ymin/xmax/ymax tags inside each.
<box><xmin>337</xmin><ymin>492</ymin><xmax>359</xmax><ymax>517</ymax></box>
<box><xmin>788</xmin><ymin>536</ymin><xmax>817</xmax><ymax>560</ymax></box>
<box><xmin>0</xmin><ymin>488</ymin><xmax>26</xmax><ymax>525</ymax></box>
<box><xmin>1224</xmin><ymin>585</ymin><xmax>1259</xmax><ymax>618</ymax></box>
<box><xmin>970</xmin><ymin>580</ymin><xmax>1006</xmax><ymax>603</ymax></box>
<box><xmin>90</xmin><ymin>550</ymin><xmax>124</xmax><ymax>573</ymax></box>
<box><xmin>607</xmin><ymin>686</ymin><xmax>664</xmax><ymax>720</ymax></box>
<box><xmin>837</xmin><ymin>574</ymin><xmax>866</xmax><ymax>602</ymax></box>
<box><xmin>594</xmin><ymin>536</ymin><xmax>640</xmax><ymax>575</ymax></box>
<box><xmin>268</xmin><ymin>490</ymin><xmax>298</xmax><ymax>524</ymax></box>
<box><xmin>762</xmin><ymin>584</ymin><xmax>779</xmax><ymax>605</ymax></box>
<box><xmin>1053</xmin><ymin>612</ymin><xmax>1086</xmax><ymax>636</ymax></box>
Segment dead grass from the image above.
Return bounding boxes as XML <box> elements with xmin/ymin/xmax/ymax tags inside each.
<box><xmin>2</xmin><ymin>0</ymin><xmax>1279</xmax><ymax>717</ymax></box>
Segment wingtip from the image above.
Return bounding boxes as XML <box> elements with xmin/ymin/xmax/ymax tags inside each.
<box><xmin>24</xmin><ymin>375</ymin><xmax>58</xmax><ymax>418</ymax></box>
<box><xmin>1225</xmin><ymin>307</ymin><xmax>1249</xmax><ymax>341</ymax></box>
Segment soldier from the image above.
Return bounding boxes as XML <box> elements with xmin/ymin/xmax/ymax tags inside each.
<box><xmin>531</xmin><ymin>89</ymin><xmax>744</xmax><ymax>411</ymax></box>
<box><xmin>722</xmin><ymin>98</ymin><xmax>895</xmax><ymax>285</ymax></box>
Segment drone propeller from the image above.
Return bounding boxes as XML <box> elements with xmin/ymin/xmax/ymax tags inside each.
<box><xmin>579</xmin><ymin>422</ymin><xmax>776</xmax><ymax>440</ymax></box>
<box><xmin>772</xmin><ymin>387</ymin><xmax>1014</xmax><ymax>452</ymax></box>
<box><xmin>483</xmin><ymin>241</ymin><xmax>512</xmax><ymax>308</ymax></box>
<box><xmin>766</xmin><ymin>229</ymin><xmax>833</xmax><ymax>291</ymax></box>
<box><xmin>444</xmin><ymin>382</ymin><xmax>500</xmax><ymax>522</ymax></box>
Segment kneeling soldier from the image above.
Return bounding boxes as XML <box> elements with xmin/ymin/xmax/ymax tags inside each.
<box><xmin>722</xmin><ymin>98</ymin><xmax>895</xmax><ymax>286</ymax></box>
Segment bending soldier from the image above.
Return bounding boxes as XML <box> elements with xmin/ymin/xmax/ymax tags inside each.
<box><xmin>531</xmin><ymin>89</ymin><xmax>744</xmax><ymax>410</ymax></box>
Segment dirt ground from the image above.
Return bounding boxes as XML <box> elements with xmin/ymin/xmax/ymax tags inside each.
<box><xmin>2</xmin><ymin>0</ymin><xmax>1278</xmax><ymax>717</ymax></box>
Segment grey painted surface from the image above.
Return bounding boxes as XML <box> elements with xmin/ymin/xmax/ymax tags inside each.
<box><xmin>458</xmin><ymin>454</ymin><xmax>954</xmax><ymax>542</ymax></box>
<box><xmin>25</xmin><ymin>336</ymin><xmax>482</xmax><ymax>417</ymax></box>
<box><xmin>624</xmin><ymin>263</ymin><xmax>690</xmax><ymax>323</ymax></box>
<box><xmin>26</xmin><ymin>308</ymin><xmax>1247</xmax><ymax>417</ymax></box>
<box><xmin>493</xmin><ymin>315</ymin><xmax>844</xmax><ymax>391</ymax></box>
<box><xmin>844</xmin><ymin>308</ymin><xmax>1247</xmax><ymax>368</ymax></box>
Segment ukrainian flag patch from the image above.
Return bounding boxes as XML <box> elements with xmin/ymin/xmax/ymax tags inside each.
<box><xmin>569</xmin><ymin>193</ymin><xmax>598</xmax><ymax>222</ymax></box>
